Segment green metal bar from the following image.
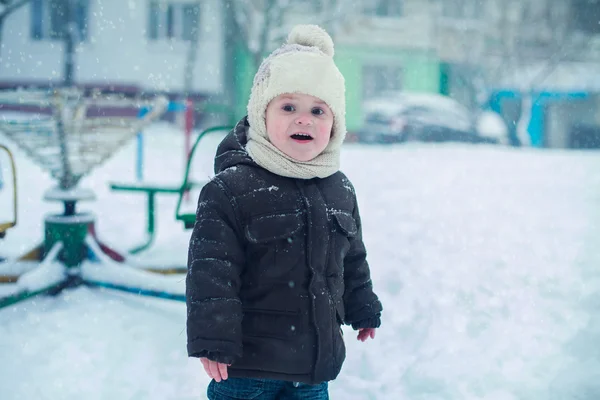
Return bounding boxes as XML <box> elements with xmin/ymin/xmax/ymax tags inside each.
<box><xmin>110</xmin><ymin>184</ymin><xmax>180</xmax><ymax>255</ymax></box>
<box><xmin>0</xmin><ymin>280</ymin><xmax>66</xmax><ymax>309</ymax></box>
<box><xmin>129</xmin><ymin>190</ymin><xmax>156</xmax><ymax>254</ymax></box>
<box><xmin>129</xmin><ymin>238</ymin><xmax>153</xmax><ymax>255</ymax></box>
<box><xmin>175</xmin><ymin>125</ymin><xmax>232</xmax><ymax>225</ymax></box>
<box><xmin>109</xmin><ymin>184</ymin><xmax>181</xmax><ymax>193</ymax></box>
<box><xmin>148</xmin><ymin>190</ymin><xmax>155</xmax><ymax>237</ymax></box>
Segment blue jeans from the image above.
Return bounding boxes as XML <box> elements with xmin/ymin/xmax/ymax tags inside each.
<box><xmin>207</xmin><ymin>377</ymin><xmax>329</xmax><ymax>400</ymax></box>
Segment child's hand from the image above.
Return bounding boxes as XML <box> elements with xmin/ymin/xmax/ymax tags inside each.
<box><xmin>200</xmin><ymin>357</ymin><xmax>230</xmax><ymax>382</ymax></box>
<box><xmin>357</xmin><ymin>328</ymin><xmax>376</xmax><ymax>342</ymax></box>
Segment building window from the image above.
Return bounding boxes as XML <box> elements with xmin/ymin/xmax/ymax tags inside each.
<box><xmin>442</xmin><ymin>0</ymin><xmax>482</xmax><ymax>19</ymax></box>
<box><xmin>571</xmin><ymin>0</ymin><xmax>600</xmax><ymax>34</ymax></box>
<box><xmin>287</xmin><ymin>0</ymin><xmax>323</xmax><ymax>13</ymax></box>
<box><xmin>362</xmin><ymin>65</ymin><xmax>403</xmax><ymax>100</ymax></box>
<box><xmin>181</xmin><ymin>4</ymin><xmax>200</xmax><ymax>41</ymax></box>
<box><xmin>312</xmin><ymin>0</ymin><xmax>323</xmax><ymax>13</ymax></box>
<box><xmin>364</xmin><ymin>0</ymin><xmax>403</xmax><ymax>17</ymax></box>
<box><xmin>471</xmin><ymin>1</ymin><xmax>483</xmax><ymax>19</ymax></box>
<box><xmin>31</xmin><ymin>0</ymin><xmax>90</xmax><ymax>41</ymax></box>
<box><xmin>147</xmin><ymin>1</ymin><xmax>201</xmax><ymax>41</ymax></box>
<box><xmin>442</xmin><ymin>0</ymin><xmax>461</xmax><ymax>18</ymax></box>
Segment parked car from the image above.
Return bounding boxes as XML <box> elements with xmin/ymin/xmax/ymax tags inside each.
<box><xmin>358</xmin><ymin>92</ymin><xmax>503</xmax><ymax>144</ymax></box>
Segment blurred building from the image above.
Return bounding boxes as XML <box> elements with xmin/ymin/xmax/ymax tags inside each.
<box><xmin>0</xmin><ymin>0</ymin><xmax>225</xmax><ymax>93</ymax></box>
<box><xmin>0</xmin><ymin>0</ymin><xmax>226</xmax><ymax>124</ymax></box>
<box><xmin>278</xmin><ymin>0</ymin><xmax>444</xmax><ymax>133</ymax></box>
<box><xmin>0</xmin><ymin>0</ymin><xmax>598</xmax><ymax>147</ymax></box>
<box><xmin>0</xmin><ymin>0</ymin><xmax>447</xmax><ymax>133</ymax></box>
<box><xmin>430</xmin><ymin>0</ymin><xmax>600</xmax><ymax>148</ymax></box>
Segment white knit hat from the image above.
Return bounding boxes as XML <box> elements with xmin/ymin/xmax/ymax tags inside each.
<box><xmin>245</xmin><ymin>25</ymin><xmax>347</xmax><ymax>179</ymax></box>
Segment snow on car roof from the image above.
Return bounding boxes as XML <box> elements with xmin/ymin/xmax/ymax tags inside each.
<box><xmin>363</xmin><ymin>92</ymin><xmax>470</xmax><ymax>115</ymax></box>
<box><xmin>362</xmin><ymin>92</ymin><xmax>472</xmax><ymax>131</ymax></box>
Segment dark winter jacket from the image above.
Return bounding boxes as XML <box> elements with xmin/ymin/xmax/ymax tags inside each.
<box><xmin>186</xmin><ymin>117</ymin><xmax>383</xmax><ymax>384</ymax></box>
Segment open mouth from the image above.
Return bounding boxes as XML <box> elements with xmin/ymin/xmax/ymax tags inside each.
<box><xmin>290</xmin><ymin>133</ymin><xmax>313</xmax><ymax>141</ymax></box>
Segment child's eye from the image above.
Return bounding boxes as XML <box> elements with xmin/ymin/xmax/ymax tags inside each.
<box><xmin>282</xmin><ymin>104</ymin><xmax>295</xmax><ymax>112</ymax></box>
<box><xmin>312</xmin><ymin>107</ymin><xmax>325</xmax><ymax>116</ymax></box>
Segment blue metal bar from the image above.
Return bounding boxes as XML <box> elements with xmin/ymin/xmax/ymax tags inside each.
<box><xmin>528</xmin><ymin>102</ymin><xmax>545</xmax><ymax>148</ymax></box>
<box><xmin>136</xmin><ymin>107</ymin><xmax>149</xmax><ymax>181</ymax></box>
<box><xmin>84</xmin><ymin>279</ymin><xmax>186</xmax><ymax>302</ymax></box>
<box><xmin>135</xmin><ymin>102</ymin><xmax>186</xmax><ymax>182</ymax></box>
<box><xmin>167</xmin><ymin>101</ymin><xmax>186</xmax><ymax>112</ymax></box>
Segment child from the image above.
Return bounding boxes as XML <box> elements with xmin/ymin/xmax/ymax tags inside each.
<box><xmin>186</xmin><ymin>24</ymin><xmax>383</xmax><ymax>400</ymax></box>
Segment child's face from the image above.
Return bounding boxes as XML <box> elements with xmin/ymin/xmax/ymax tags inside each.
<box><xmin>265</xmin><ymin>93</ymin><xmax>334</xmax><ymax>162</ymax></box>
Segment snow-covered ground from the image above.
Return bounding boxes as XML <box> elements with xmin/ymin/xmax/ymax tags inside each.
<box><xmin>1</xmin><ymin>121</ymin><xmax>600</xmax><ymax>399</ymax></box>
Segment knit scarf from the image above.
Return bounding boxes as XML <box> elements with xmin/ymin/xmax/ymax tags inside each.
<box><xmin>246</xmin><ymin>126</ymin><xmax>341</xmax><ymax>179</ymax></box>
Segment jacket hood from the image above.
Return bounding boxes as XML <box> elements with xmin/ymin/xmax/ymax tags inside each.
<box><xmin>214</xmin><ymin>117</ymin><xmax>257</xmax><ymax>174</ymax></box>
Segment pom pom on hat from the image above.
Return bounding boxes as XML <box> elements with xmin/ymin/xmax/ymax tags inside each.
<box><xmin>287</xmin><ymin>24</ymin><xmax>335</xmax><ymax>57</ymax></box>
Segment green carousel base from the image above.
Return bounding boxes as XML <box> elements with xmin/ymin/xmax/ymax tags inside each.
<box><xmin>45</xmin><ymin>213</ymin><xmax>96</xmax><ymax>268</ymax></box>
<box><xmin>0</xmin><ymin>212</ymin><xmax>181</xmax><ymax>309</ymax></box>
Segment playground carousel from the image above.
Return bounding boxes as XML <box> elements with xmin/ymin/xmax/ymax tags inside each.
<box><xmin>0</xmin><ymin>87</ymin><xmax>232</xmax><ymax>308</ymax></box>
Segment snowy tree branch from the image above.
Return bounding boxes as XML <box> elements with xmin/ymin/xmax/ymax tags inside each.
<box><xmin>226</xmin><ymin>0</ymin><xmax>346</xmax><ymax>69</ymax></box>
<box><xmin>0</xmin><ymin>0</ymin><xmax>30</xmax><ymax>21</ymax></box>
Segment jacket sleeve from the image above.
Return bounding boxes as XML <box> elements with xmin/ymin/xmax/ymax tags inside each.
<box><xmin>342</xmin><ymin>197</ymin><xmax>383</xmax><ymax>330</ymax></box>
<box><xmin>186</xmin><ymin>178</ymin><xmax>245</xmax><ymax>364</ymax></box>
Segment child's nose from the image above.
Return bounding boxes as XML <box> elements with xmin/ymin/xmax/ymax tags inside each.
<box><xmin>294</xmin><ymin>113</ymin><xmax>313</xmax><ymax>126</ymax></box>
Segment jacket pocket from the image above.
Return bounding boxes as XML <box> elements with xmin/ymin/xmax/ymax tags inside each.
<box><xmin>236</xmin><ymin>308</ymin><xmax>314</xmax><ymax>375</ymax></box>
<box><xmin>244</xmin><ymin>212</ymin><xmax>305</xmax><ymax>280</ymax></box>
<box><xmin>245</xmin><ymin>212</ymin><xmax>303</xmax><ymax>243</ymax></box>
<box><xmin>332</xmin><ymin>211</ymin><xmax>358</xmax><ymax>237</ymax></box>
<box><xmin>242</xmin><ymin>308</ymin><xmax>302</xmax><ymax>340</ymax></box>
